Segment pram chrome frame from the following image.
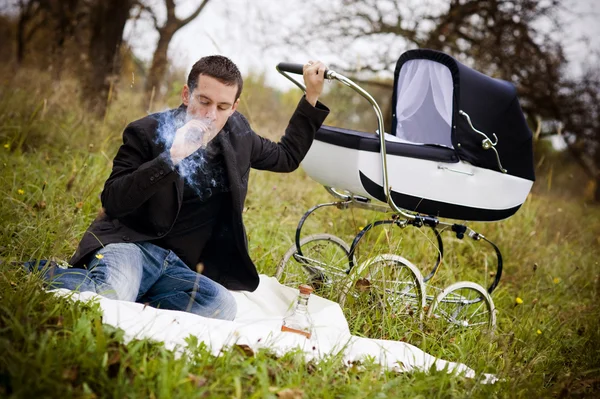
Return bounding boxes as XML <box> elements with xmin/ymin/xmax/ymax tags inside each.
<box><xmin>275</xmin><ymin>63</ymin><xmax>503</xmax><ymax>331</ymax></box>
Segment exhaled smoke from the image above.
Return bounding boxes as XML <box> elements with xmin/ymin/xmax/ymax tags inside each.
<box><xmin>154</xmin><ymin>110</ymin><xmax>229</xmax><ymax>201</ymax></box>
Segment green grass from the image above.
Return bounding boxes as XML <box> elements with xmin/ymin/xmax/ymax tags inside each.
<box><xmin>1</xmin><ymin>69</ymin><xmax>599</xmax><ymax>397</ymax></box>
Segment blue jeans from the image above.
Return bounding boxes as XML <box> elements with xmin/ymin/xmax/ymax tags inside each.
<box><xmin>26</xmin><ymin>242</ymin><xmax>237</xmax><ymax>320</ymax></box>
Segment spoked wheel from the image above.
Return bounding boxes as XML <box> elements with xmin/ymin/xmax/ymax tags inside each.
<box><xmin>340</xmin><ymin>254</ymin><xmax>426</xmax><ymax>321</ymax></box>
<box><xmin>275</xmin><ymin>234</ymin><xmax>355</xmax><ymax>299</ymax></box>
<box><xmin>427</xmin><ymin>281</ymin><xmax>496</xmax><ymax>331</ymax></box>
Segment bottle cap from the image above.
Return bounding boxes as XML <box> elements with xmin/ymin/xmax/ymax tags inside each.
<box><xmin>298</xmin><ymin>284</ymin><xmax>313</xmax><ymax>295</ymax></box>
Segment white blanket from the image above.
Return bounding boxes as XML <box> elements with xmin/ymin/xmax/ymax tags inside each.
<box><xmin>54</xmin><ymin>274</ymin><xmax>496</xmax><ymax>383</ymax></box>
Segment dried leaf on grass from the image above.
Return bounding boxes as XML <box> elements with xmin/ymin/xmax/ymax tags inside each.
<box><xmin>277</xmin><ymin>388</ymin><xmax>304</xmax><ymax>398</ymax></box>
<box><xmin>235</xmin><ymin>344</ymin><xmax>255</xmax><ymax>357</ymax></box>
<box><xmin>187</xmin><ymin>373</ymin><xmax>207</xmax><ymax>388</ymax></box>
<box><xmin>269</xmin><ymin>387</ymin><xmax>304</xmax><ymax>399</ymax></box>
<box><xmin>62</xmin><ymin>367</ymin><xmax>78</xmax><ymax>382</ymax></box>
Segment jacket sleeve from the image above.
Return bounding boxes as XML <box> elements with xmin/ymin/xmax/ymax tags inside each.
<box><xmin>101</xmin><ymin>122</ymin><xmax>179</xmax><ymax>219</ymax></box>
<box><xmin>250</xmin><ymin>96</ymin><xmax>329</xmax><ymax>172</ymax></box>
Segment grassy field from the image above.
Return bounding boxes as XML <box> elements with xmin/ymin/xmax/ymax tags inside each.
<box><xmin>1</xmin><ymin>69</ymin><xmax>599</xmax><ymax>398</ymax></box>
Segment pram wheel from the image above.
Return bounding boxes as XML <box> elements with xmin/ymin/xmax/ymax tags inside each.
<box><xmin>276</xmin><ymin>233</ymin><xmax>355</xmax><ymax>298</ymax></box>
<box><xmin>340</xmin><ymin>254</ymin><xmax>426</xmax><ymax>321</ymax></box>
<box><xmin>427</xmin><ymin>281</ymin><xmax>496</xmax><ymax>331</ymax></box>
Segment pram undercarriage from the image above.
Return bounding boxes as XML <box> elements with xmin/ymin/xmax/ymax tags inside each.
<box><xmin>274</xmin><ymin>50</ymin><xmax>535</xmax><ymax>332</ymax></box>
<box><xmin>275</xmin><ymin>194</ymin><xmax>500</xmax><ymax>330</ymax></box>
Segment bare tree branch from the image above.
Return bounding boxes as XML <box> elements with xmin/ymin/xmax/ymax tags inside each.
<box><xmin>179</xmin><ymin>0</ymin><xmax>210</xmax><ymax>27</ymax></box>
<box><xmin>134</xmin><ymin>1</ymin><xmax>159</xmax><ymax>30</ymax></box>
<box><xmin>144</xmin><ymin>0</ymin><xmax>211</xmax><ymax>99</ymax></box>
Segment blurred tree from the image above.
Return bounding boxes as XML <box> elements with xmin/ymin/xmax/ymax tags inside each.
<box><xmin>15</xmin><ymin>0</ymin><xmax>41</xmax><ymax>65</ymax></box>
<box><xmin>10</xmin><ymin>0</ymin><xmax>135</xmax><ymax>116</ymax></box>
<box><xmin>12</xmin><ymin>0</ymin><xmax>79</xmax><ymax>70</ymax></box>
<box><xmin>0</xmin><ymin>14</ymin><xmax>13</xmax><ymax>63</ymax></box>
<box><xmin>86</xmin><ymin>0</ymin><xmax>135</xmax><ymax>115</ymax></box>
<box><xmin>29</xmin><ymin>0</ymin><xmax>86</xmax><ymax>78</ymax></box>
<box><xmin>136</xmin><ymin>0</ymin><xmax>211</xmax><ymax>104</ymax></box>
<box><xmin>277</xmin><ymin>0</ymin><xmax>600</xmax><ymax>200</ymax></box>
<box><xmin>43</xmin><ymin>0</ymin><xmax>85</xmax><ymax>78</ymax></box>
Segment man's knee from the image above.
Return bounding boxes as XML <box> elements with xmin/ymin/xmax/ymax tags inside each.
<box><xmin>89</xmin><ymin>243</ymin><xmax>144</xmax><ymax>301</ymax></box>
<box><xmin>198</xmin><ymin>277</ymin><xmax>237</xmax><ymax>320</ymax></box>
<box><xmin>212</xmin><ymin>289</ymin><xmax>237</xmax><ymax>321</ymax></box>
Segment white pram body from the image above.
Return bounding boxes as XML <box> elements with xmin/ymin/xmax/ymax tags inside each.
<box><xmin>302</xmin><ymin>127</ymin><xmax>533</xmax><ymax>221</ymax></box>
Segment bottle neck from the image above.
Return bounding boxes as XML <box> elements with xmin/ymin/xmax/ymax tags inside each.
<box><xmin>295</xmin><ymin>293</ymin><xmax>310</xmax><ymax>313</ymax></box>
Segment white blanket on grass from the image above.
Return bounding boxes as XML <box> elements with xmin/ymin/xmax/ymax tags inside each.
<box><xmin>53</xmin><ymin>274</ymin><xmax>496</xmax><ymax>383</ymax></box>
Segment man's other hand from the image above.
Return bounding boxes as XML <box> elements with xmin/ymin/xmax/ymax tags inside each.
<box><xmin>303</xmin><ymin>60</ymin><xmax>327</xmax><ymax>107</ymax></box>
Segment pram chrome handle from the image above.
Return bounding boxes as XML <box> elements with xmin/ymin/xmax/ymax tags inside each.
<box><xmin>276</xmin><ymin>62</ymin><xmax>335</xmax><ymax>92</ymax></box>
<box><xmin>276</xmin><ymin>63</ymin><xmax>307</xmax><ymax>75</ymax></box>
<box><xmin>276</xmin><ymin>62</ymin><xmax>416</xmax><ymax>220</ymax></box>
<box><xmin>276</xmin><ymin>62</ymin><xmax>334</xmax><ymax>77</ymax></box>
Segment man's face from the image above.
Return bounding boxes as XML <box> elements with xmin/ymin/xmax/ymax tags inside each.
<box><xmin>182</xmin><ymin>74</ymin><xmax>239</xmax><ymax>134</ymax></box>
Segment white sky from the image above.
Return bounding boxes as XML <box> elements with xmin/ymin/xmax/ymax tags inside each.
<box><xmin>123</xmin><ymin>0</ymin><xmax>600</xmax><ymax>90</ymax></box>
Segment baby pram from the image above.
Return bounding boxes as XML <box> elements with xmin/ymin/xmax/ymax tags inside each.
<box><xmin>275</xmin><ymin>49</ymin><xmax>535</xmax><ymax>331</ymax></box>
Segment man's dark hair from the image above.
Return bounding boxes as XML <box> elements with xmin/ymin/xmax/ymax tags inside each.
<box><xmin>187</xmin><ymin>55</ymin><xmax>243</xmax><ymax>101</ymax></box>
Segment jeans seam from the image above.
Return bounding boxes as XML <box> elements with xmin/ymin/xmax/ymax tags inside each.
<box><xmin>147</xmin><ymin>291</ymin><xmax>182</xmax><ymax>305</ymax></box>
<box><xmin>163</xmin><ymin>272</ymin><xmax>202</xmax><ymax>289</ymax></box>
<box><xmin>148</xmin><ymin>291</ymin><xmax>199</xmax><ymax>314</ymax></box>
<box><xmin>162</xmin><ymin>252</ymin><xmax>170</xmax><ymax>272</ymax></box>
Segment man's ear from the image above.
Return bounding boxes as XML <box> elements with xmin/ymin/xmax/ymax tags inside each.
<box><xmin>182</xmin><ymin>85</ymin><xmax>190</xmax><ymax>106</ymax></box>
<box><xmin>230</xmin><ymin>98</ymin><xmax>240</xmax><ymax>114</ymax></box>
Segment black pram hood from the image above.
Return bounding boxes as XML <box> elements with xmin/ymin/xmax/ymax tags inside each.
<box><xmin>392</xmin><ymin>49</ymin><xmax>535</xmax><ymax>182</ymax></box>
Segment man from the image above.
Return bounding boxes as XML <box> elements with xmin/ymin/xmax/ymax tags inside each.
<box><xmin>33</xmin><ymin>56</ymin><xmax>329</xmax><ymax>321</ymax></box>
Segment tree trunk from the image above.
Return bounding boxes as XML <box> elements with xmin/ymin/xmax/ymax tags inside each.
<box><xmin>16</xmin><ymin>0</ymin><xmax>36</xmax><ymax>65</ymax></box>
<box><xmin>50</xmin><ymin>0</ymin><xmax>79</xmax><ymax>80</ymax></box>
<box><xmin>144</xmin><ymin>28</ymin><xmax>175</xmax><ymax>101</ymax></box>
<box><xmin>84</xmin><ymin>0</ymin><xmax>133</xmax><ymax>116</ymax></box>
<box><xmin>16</xmin><ymin>12</ymin><xmax>26</xmax><ymax>65</ymax></box>
<box><xmin>142</xmin><ymin>0</ymin><xmax>211</xmax><ymax>106</ymax></box>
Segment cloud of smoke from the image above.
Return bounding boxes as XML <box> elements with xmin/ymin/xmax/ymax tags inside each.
<box><xmin>154</xmin><ymin>109</ymin><xmax>229</xmax><ymax>200</ymax></box>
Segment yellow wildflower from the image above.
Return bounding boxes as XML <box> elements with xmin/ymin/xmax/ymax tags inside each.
<box><xmin>553</xmin><ymin>277</ymin><xmax>560</xmax><ymax>284</ymax></box>
<box><xmin>95</xmin><ymin>254</ymin><xmax>104</xmax><ymax>259</ymax></box>
<box><xmin>3</xmin><ymin>143</ymin><xmax>9</xmax><ymax>149</ymax></box>
<box><xmin>515</xmin><ymin>297</ymin><xmax>523</xmax><ymax>305</ymax></box>
<box><xmin>17</xmin><ymin>189</ymin><xmax>24</xmax><ymax>195</ymax></box>
<box><xmin>537</xmin><ymin>329</ymin><xmax>542</xmax><ymax>335</ymax></box>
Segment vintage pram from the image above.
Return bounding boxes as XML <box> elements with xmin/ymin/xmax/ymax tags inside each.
<box><xmin>274</xmin><ymin>49</ymin><xmax>535</xmax><ymax>331</ymax></box>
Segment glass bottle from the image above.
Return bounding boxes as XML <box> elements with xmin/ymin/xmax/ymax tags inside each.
<box><xmin>281</xmin><ymin>284</ymin><xmax>314</xmax><ymax>339</ymax></box>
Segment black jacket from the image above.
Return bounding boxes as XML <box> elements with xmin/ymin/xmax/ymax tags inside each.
<box><xmin>69</xmin><ymin>97</ymin><xmax>329</xmax><ymax>291</ymax></box>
